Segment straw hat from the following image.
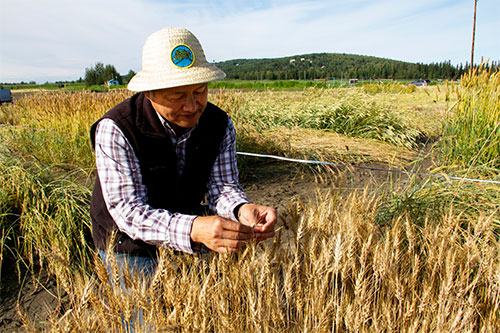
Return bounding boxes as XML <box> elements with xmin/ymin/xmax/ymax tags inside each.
<box><xmin>127</xmin><ymin>27</ymin><xmax>226</xmax><ymax>92</ymax></box>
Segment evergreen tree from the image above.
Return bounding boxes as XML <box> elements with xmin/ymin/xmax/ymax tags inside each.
<box><xmin>124</xmin><ymin>70</ymin><xmax>136</xmax><ymax>84</ymax></box>
<box><xmin>215</xmin><ymin>52</ymin><xmax>488</xmax><ymax>81</ymax></box>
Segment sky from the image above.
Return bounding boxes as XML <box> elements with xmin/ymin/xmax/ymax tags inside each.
<box><xmin>1</xmin><ymin>0</ymin><xmax>499</xmax><ymax>83</ymax></box>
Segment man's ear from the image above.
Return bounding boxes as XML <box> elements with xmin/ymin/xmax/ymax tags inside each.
<box><xmin>144</xmin><ymin>91</ymin><xmax>152</xmax><ymax>100</ymax></box>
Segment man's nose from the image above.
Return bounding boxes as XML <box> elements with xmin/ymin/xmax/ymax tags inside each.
<box><xmin>182</xmin><ymin>93</ymin><xmax>196</xmax><ymax>111</ymax></box>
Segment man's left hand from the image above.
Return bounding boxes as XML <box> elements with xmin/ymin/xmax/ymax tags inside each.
<box><xmin>238</xmin><ymin>204</ymin><xmax>277</xmax><ymax>242</ymax></box>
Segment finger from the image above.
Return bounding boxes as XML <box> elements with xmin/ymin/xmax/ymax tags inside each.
<box><xmin>220</xmin><ymin>219</ymin><xmax>254</xmax><ymax>234</ymax></box>
<box><xmin>257</xmin><ymin>207</ymin><xmax>276</xmax><ymax>224</ymax></box>
<box><xmin>252</xmin><ymin>211</ymin><xmax>268</xmax><ymax>227</ymax></box>
<box><xmin>254</xmin><ymin>221</ymin><xmax>276</xmax><ymax>233</ymax></box>
<box><xmin>254</xmin><ymin>213</ymin><xmax>277</xmax><ymax>232</ymax></box>
<box><xmin>238</xmin><ymin>204</ymin><xmax>264</xmax><ymax>225</ymax></box>
<box><xmin>264</xmin><ymin>208</ymin><xmax>277</xmax><ymax>224</ymax></box>
<box><xmin>221</xmin><ymin>229</ymin><xmax>255</xmax><ymax>240</ymax></box>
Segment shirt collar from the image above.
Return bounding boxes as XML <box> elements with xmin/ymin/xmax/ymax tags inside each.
<box><xmin>155</xmin><ymin>111</ymin><xmax>196</xmax><ymax>140</ymax></box>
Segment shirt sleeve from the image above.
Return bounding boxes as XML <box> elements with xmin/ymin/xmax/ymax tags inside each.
<box><xmin>206</xmin><ymin>117</ymin><xmax>250</xmax><ymax>221</ymax></box>
<box><xmin>94</xmin><ymin>118</ymin><xmax>199</xmax><ymax>254</ymax></box>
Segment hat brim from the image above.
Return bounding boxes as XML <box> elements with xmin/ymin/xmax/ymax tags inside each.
<box><xmin>127</xmin><ymin>64</ymin><xmax>226</xmax><ymax>92</ymax></box>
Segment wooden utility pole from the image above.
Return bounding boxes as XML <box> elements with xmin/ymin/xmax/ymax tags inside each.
<box><xmin>471</xmin><ymin>0</ymin><xmax>478</xmax><ymax>71</ymax></box>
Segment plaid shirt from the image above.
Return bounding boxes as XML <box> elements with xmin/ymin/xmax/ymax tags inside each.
<box><xmin>94</xmin><ymin>114</ymin><xmax>249</xmax><ymax>254</ymax></box>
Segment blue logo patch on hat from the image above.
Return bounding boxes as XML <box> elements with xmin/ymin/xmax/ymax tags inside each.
<box><xmin>171</xmin><ymin>44</ymin><xmax>195</xmax><ymax>68</ymax></box>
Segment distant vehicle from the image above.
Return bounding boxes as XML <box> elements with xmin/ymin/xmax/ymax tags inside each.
<box><xmin>107</xmin><ymin>79</ymin><xmax>119</xmax><ymax>87</ymax></box>
<box><xmin>0</xmin><ymin>89</ymin><xmax>13</xmax><ymax>104</ymax></box>
<box><xmin>406</xmin><ymin>79</ymin><xmax>431</xmax><ymax>86</ymax></box>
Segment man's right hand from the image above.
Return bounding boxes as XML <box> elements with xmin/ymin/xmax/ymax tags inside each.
<box><xmin>190</xmin><ymin>216</ymin><xmax>255</xmax><ymax>253</ymax></box>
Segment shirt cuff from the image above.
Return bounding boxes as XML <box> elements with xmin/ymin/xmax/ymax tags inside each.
<box><xmin>166</xmin><ymin>214</ymin><xmax>199</xmax><ymax>254</ymax></box>
<box><xmin>231</xmin><ymin>200</ymin><xmax>250</xmax><ymax>222</ymax></box>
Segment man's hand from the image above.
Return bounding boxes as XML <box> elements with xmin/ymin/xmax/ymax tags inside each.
<box><xmin>238</xmin><ymin>204</ymin><xmax>277</xmax><ymax>242</ymax></box>
<box><xmin>191</xmin><ymin>216</ymin><xmax>255</xmax><ymax>253</ymax></box>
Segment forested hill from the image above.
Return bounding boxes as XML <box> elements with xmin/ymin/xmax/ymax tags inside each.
<box><xmin>215</xmin><ymin>53</ymin><xmax>475</xmax><ymax>81</ymax></box>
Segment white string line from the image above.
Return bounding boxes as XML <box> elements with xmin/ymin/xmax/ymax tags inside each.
<box><xmin>236</xmin><ymin>152</ymin><xmax>500</xmax><ymax>185</ymax></box>
<box><xmin>1</xmin><ymin>123</ymin><xmax>499</xmax><ymax>185</ymax></box>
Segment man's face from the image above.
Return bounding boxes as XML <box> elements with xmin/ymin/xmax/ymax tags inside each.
<box><xmin>145</xmin><ymin>83</ymin><xmax>208</xmax><ymax>128</ymax></box>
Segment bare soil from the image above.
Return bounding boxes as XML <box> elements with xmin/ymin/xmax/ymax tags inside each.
<box><xmin>0</xmin><ymin>261</ymin><xmax>65</xmax><ymax>331</ymax></box>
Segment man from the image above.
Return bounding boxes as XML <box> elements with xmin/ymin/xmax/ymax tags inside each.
<box><xmin>90</xmin><ymin>27</ymin><xmax>276</xmax><ymax>276</ymax></box>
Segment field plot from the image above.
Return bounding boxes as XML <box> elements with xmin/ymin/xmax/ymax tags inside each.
<box><xmin>0</xmin><ymin>69</ymin><xmax>499</xmax><ymax>331</ymax></box>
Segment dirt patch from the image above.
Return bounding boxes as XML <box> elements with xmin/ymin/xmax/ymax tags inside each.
<box><xmin>239</xmin><ymin>146</ymin><xmax>434</xmax><ymax>212</ymax></box>
<box><xmin>0</xmin><ymin>262</ymin><xmax>66</xmax><ymax>331</ymax></box>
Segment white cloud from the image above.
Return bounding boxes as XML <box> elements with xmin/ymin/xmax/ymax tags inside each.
<box><xmin>0</xmin><ymin>0</ymin><xmax>498</xmax><ymax>83</ymax></box>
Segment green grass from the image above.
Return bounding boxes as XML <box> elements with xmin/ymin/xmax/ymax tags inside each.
<box><xmin>0</xmin><ymin>151</ymin><xmax>93</xmax><ymax>279</ymax></box>
<box><xmin>3</xmin><ymin>83</ymin><xmax>87</xmax><ymax>90</ymax></box>
<box><xmin>4</xmin><ymin>79</ymin><xmax>442</xmax><ymax>93</ymax></box>
<box><xmin>223</xmin><ymin>89</ymin><xmax>422</xmax><ymax>149</ymax></box>
<box><xmin>440</xmin><ymin>66</ymin><xmax>500</xmax><ymax>175</ymax></box>
<box><xmin>4</xmin><ymin>82</ymin><xmax>128</xmax><ymax>92</ymax></box>
<box><xmin>376</xmin><ymin>175</ymin><xmax>500</xmax><ymax>231</ymax></box>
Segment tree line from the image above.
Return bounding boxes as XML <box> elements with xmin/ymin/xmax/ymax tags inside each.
<box><xmin>84</xmin><ymin>62</ymin><xmax>136</xmax><ymax>86</ymax></box>
<box><xmin>83</xmin><ymin>54</ymin><xmax>499</xmax><ymax>87</ymax></box>
<box><xmin>216</xmin><ymin>53</ymin><xmax>499</xmax><ymax>81</ymax></box>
